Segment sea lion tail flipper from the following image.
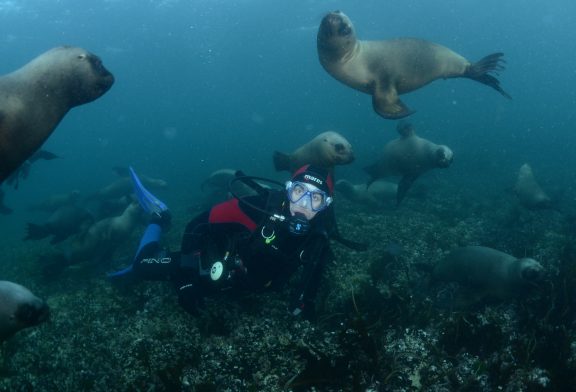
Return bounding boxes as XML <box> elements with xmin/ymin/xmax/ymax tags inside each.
<box><xmin>372</xmin><ymin>85</ymin><xmax>415</xmax><ymax>120</ymax></box>
<box><xmin>24</xmin><ymin>223</ymin><xmax>50</xmax><ymax>241</ymax></box>
<box><xmin>466</xmin><ymin>52</ymin><xmax>512</xmax><ymax>99</ymax></box>
<box><xmin>397</xmin><ymin>175</ymin><xmax>418</xmax><ymax>205</ymax></box>
<box><xmin>272</xmin><ymin>151</ymin><xmax>291</xmax><ymax>172</ymax></box>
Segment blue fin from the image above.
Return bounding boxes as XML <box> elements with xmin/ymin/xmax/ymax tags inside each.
<box><xmin>107</xmin><ymin>265</ymin><xmax>133</xmax><ymax>278</ymax></box>
<box><xmin>129</xmin><ymin>166</ymin><xmax>168</xmax><ymax>216</ymax></box>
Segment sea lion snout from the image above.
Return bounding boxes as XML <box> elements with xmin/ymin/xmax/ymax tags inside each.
<box><xmin>334</xmin><ymin>142</ymin><xmax>355</xmax><ymax>163</ymax></box>
<box><xmin>15</xmin><ymin>300</ymin><xmax>50</xmax><ymax>327</ymax></box>
<box><xmin>88</xmin><ymin>54</ymin><xmax>115</xmax><ymax>92</ymax></box>
<box><xmin>435</xmin><ymin>146</ymin><xmax>454</xmax><ymax>168</ymax></box>
<box><xmin>519</xmin><ymin>259</ymin><xmax>544</xmax><ymax>283</ymax></box>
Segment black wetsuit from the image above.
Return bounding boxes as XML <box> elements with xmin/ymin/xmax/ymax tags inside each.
<box><xmin>131</xmin><ymin>190</ymin><xmax>333</xmax><ymax>317</ymax></box>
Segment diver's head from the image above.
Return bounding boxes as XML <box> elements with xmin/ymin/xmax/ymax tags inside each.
<box><xmin>286</xmin><ymin>165</ymin><xmax>334</xmax><ymax>221</ymax></box>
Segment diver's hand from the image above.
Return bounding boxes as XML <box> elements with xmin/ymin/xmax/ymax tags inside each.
<box><xmin>289</xmin><ymin>298</ymin><xmax>315</xmax><ymax>320</ymax></box>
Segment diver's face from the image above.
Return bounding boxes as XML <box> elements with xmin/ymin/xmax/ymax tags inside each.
<box><xmin>287</xmin><ymin>182</ymin><xmax>329</xmax><ymax>220</ymax></box>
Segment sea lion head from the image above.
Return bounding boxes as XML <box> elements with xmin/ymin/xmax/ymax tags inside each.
<box><xmin>317</xmin><ymin>11</ymin><xmax>357</xmax><ymax>59</ymax></box>
<box><xmin>14</xmin><ymin>297</ymin><xmax>50</xmax><ymax>328</ymax></box>
<box><xmin>320</xmin><ymin>131</ymin><xmax>355</xmax><ymax>166</ymax></box>
<box><xmin>435</xmin><ymin>145</ymin><xmax>454</xmax><ymax>168</ymax></box>
<box><xmin>0</xmin><ymin>281</ymin><xmax>49</xmax><ymax>341</ymax></box>
<box><xmin>517</xmin><ymin>258</ymin><xmax>544</xmax><ymax>284</ymax></box>
<box><xmin>47</xmin><ymin>46</ymin><xmax>115</xmax><ymax>107</ymax></box>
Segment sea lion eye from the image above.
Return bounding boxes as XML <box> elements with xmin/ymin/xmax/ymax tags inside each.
<box><xmin>334</xmin><ymin>143</ymin><xmax>345</xmax><ymax>152</ymax></box>
<box><xmin>77</xmin><ymin>54</ymin><xmax>86</xmax><ymax>60</ymax></box>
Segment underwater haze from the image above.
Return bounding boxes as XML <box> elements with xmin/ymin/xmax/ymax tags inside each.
<box><xmin>2</xmin><ymin>0</ymin><xmax>576</xmax><ymax>390</ymax></box>
<box><xmin>0</xmin><ymin>0</ymin><xmax>574</xmax><ymax>239</ymax></box>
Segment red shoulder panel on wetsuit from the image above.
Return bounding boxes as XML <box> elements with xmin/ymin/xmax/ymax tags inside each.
<box><xmin>208</xmin><ymin>198</ymin><xmax>257</xmax><ymax>232</ymax></box>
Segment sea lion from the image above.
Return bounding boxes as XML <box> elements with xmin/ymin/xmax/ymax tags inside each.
<box><xmin>28</xmin><ymin>190</ymin><xmax>81</xmax><ymax>213</ymax></box>
<box><xmin>514</xmin><ymin>163</ymin><xmax>552</xmax><ymax>210</ymax></box>
<box><xmin>0</xmin><ymin>281</ymin><xmax>49</xmax><ymax>341</ymax></box>
<box><xmin>364</xmin><ymin>121</ymin><xmax>453</xmax><ymax>204</ymax></box>
<box><xmin>66</xmin><ymin>202</ymin><xmax>143</xmax><ymax>264</ymax></box>
<box><xmin>201</xmin><ymin>169</ymin><xmax>237</xmax><ymax>193</ymax></box>
<box><xmin>24</xmin><ymin>205</ymin><xmax>93</xmax><ymax>244</ymax></box>
<box><xmin>317</xmin><ymin>11</ymin><xmax>511</xmax><ymax>119</ymax></box>
<box><xmin>0</xmin><ymin>46</ymin><xmax>114</xmax><ymax>183</ymax></box>
<box><xmin>432</xmin><ymin>246</ymin><xmax>544</xmax><ymax>302</ymax></box>
<box><xmin>88</xmin><ymin>169</ymin><xmax>167</xmax><ymax>201</ymax></box>
<box><xmin>273</xmin><ymin>131</ymin><xmax>354</xmax><ymax>173</ymax></box>
<box><xmin>335</xmin><ymin>179</ymin><xmax>397</xmax><ymax>208</ymax></box>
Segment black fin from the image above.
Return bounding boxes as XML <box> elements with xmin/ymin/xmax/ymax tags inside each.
<box><xmin>372</xmin><ymin>86</ymin><xmax>416</xmax><ymax>120</ymax></box>
<box><xmin>273</xmin><ymin>151</ymin><xmax>291</xmax><ymax>172</ymax></box>
<box><xmin>24</xmin><ymin>223</ymin><xmax>50</xmax><ymax>241</ymax></box>
<box><xmin>465</xmin><ymin>52</ymin><xmax>512</xmax><ymax>99</ymax></box>
<box><xmin>31</xmin><ymin>150</ymin><xmax>59</xmax><ymax>162</ymax></box>
<box><xmin>397</xmin><ymin>175</ymin><xmax>418</xmax><ymax>205</ymax></box>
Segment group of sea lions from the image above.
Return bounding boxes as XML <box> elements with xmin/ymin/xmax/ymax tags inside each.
<box><xmin>0</xmin><ymin>10</ymin><xmax>549</xmax><ymax>340</ymax></box>
<box><xmin>310</xmin><ymin>12</ymin><xmax>546</xmax><ymax>305</ymax></box>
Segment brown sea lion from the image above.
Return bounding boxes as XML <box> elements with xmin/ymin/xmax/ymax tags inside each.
<box><xmin>0</xmin><ymin>281</ymin><xmax>49</xmax><ymax>341</ymax></box>
<box><xmin>88</xmin><ymin>168</ymin><xmax>167</xmax><ymax>201</ymax></box>
<box><xmin>364</xmin><ymin>121</ymin><xmax>453</xmax><ymax>204</ymax></box>
<box><xmin>66</xmin><ymin>202</ymin><xmax>143</xmax><ymax>265</ymax></box>
<box><xmin>28</xmin><ymin>190</ymin><xmax>81</xmax><ymax>213</ymax></box>
<box><xmin>273</xmin><ymin>130</ymin><xmax>354</xmax><ymax>173</ymax></box>
<box><xmin>0</xmin><ymin>46</ymin><xmax>114</xmax><ymax>183</ymax></box>
<box><xmin>514</xmin><ymin>163</ymin><xmax>552</xmax><ymax>210</ymax></box>
<box><xmin>432</xmin><ymin>246</ymin><xmax>544</xmax><ymax>302</ymax></box>
<box><xmin>335</xmin><ymin>179</ymin><xmax>397</xmax><ymax>208</ymax></box>
<box><xmin>317</xmin><ymin>11</ymin><xmax>511</xmax><ymax>119</ymax></box>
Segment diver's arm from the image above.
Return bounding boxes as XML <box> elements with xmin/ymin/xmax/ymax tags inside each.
<box><xmin>289</xmin><ymin>239</ymin><xmax>333</xmax><ymax>319</ymax></box>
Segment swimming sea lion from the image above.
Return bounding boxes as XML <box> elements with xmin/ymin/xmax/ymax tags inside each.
<box><xmin>88</xmin><ymin>170</ymin><xmax>167</xmax><ymax>201</ymax></box>
<box><xmin>66</xmin><ymin>202</ymin><xmax>143</xmax><ymax>264</ymax></box>
<box><xmin>273</xmin><ymin>131</ymin><xmax>354</xmax><ymax>173</ymax></box>
<box><xmin>432</xmin><ymin>246</ymin><xmax>544</xmax><ymax>302</ymax></box>
<box><xmin>24</xmin><ymin>205</ymin><xmax>93</xmax><ymax>244</ymax></box>
<box><xmin>317</xmin><ymin>11</ymin><xmax>511</xmax><ymax>119</ymax></box>
<box><xmin>28</xmin><ymin>190</ymin><xmax>81</xmax><ymax>213</ymax></box>
<box><xmin>364</xmin><ymin>121</ymin><xmax>453</xmax><ymax>204</ymax></box>
<box><xmin>0</xmin><ymin>46</ymin><xmax>115</xmax><ymax>183</ymax></box>
<box><xmin>0</xmin><ymin>281</ymin><xmax>49</xmax><ymax>341</ymax></box>
<box><xmin>514</xmin><ymin>163</ymin><xmax>552</xmax><ymax>210</ymax></box>
<box><xmin>335</xmin><ymin>179</ymin><xmax>397</xmax><ymax>208</ymax></box>
<box><xmin>201</xmin><ymin>169</ymin><xmax>237</xmax><ymax>192</ymax></box>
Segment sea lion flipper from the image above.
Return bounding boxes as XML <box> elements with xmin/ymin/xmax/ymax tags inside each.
<box><xmin>465</xmin><ymin>52</ymin><xmax>512</xmax><ymax>99</ymax></box>
<box><xmin>272</xmin><ymin>151</ymin><xmax>291</xmax><ymax>172</ymax></box>
<box><xmin>372</xmin><ymin>85</ymin><xmax>415</xmax><ymax>119</ymax></box>
<box><xmin>397</xmin><ymin>174</ymin><xmax>418</xmax><ymax>205</ymax></box>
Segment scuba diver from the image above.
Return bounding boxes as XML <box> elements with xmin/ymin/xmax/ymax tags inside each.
<box><xmin>110</xmin><ymin>164</ymin><xmax>364</xmax><ymax>319</ymax></box>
